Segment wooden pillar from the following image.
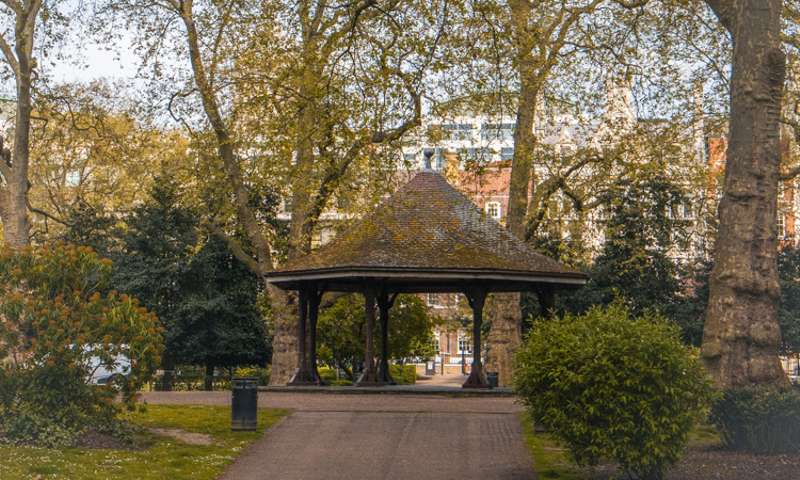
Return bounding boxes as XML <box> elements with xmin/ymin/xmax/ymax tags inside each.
<box><xmin>307</xmin><ymin>288</ymin><xmax>324</xmax><ymax>385</ymax></box>
<box><xmin>463</xmin><ymin>287</ymin><xmax>489</xmax><ymax>389</ymax></box>
<box><xmin>537</xmin><ymin>285</ymin><xmax>555</xmax><ymax>317</ymax></box>
<box><xmin>377</xmin><ymin>291</ymin><xmax>398</xmax><ymax>385</ymax></box>
<box><xmin>357</xmin><ymin>289</ymin><xmax>382</xmax><ymax>386</ymax></box>
<box><xmin>288</xmin><ymin>288</ymin><xmax>314</xmax><ymax>385</ymax></box>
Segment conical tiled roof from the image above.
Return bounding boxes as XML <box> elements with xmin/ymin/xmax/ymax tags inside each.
<box><xmin>268</xmin><ymin>171</ymin><xmax>586</xmax><ymax>292</ymax></box>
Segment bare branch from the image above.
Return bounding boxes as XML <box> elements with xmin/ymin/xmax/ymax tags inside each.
<box><xmin>0</xmin><ymin>0</ymin><xmax>22</xmax><ymax>15</ymax></box>
<box><xmin>704</xmin><ymin>0</ymin><xmax>735</xmax><ymax>33</ymax></box>
<box><xmin>780</xmin><ymin>164</ymin><xmax>800</xmax><ymax>181</ymax></box>
<box><xmin>0</xmin><ymin>134</ymin><xmax>11</xmax><ymax>180</ymax></box>
<box><xmin>0</xmin><ymin>33</ymin><xmax>19</xmax><ymax>75</ymax></box>
<box><xmin>27</xmin><ymin>200</ymin><xmax>69</xmax><ymax>226</ymax></box>
<box><xmin>205</xmin><ymin>219</ymin><xmax>265</xmax><ymax>277</ymax></box>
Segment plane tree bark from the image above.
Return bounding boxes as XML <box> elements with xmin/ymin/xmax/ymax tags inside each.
<box><xmin>0</xmin><ymin>0</ymin><xmax>44</xmax><ymax>248</ymax></box>
<box><xmin>700</xmin><ymin>0</ymin><xmax>788</xmax><ymax>388</ymax></box>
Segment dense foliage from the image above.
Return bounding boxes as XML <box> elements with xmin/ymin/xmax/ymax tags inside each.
<box><xmin>0</xmin><ymin>244</ymin><xmax>162</xmax><ymax>447</ymax></box>
<box><xmin>778</xmin><ymin>247</ymin><xmax>800</xmax><ymax>355</ymax></box>
<box><xmin>711</xmin><ymin>386</ymin><xmax>800</xmax><ymax>454</ymax></box>
<box><xmin>68</xmin><ymin>176</ymin><xmax>271</xmax><ymax>388</ymax></box>
<box><xmin>172</xmin><ymin>237</ymin><xmax>270</xmax><ymax>378</ymax></box>
<box><xmin>317</xmin><ymin>294</ymin><xmax>436</xmax><ymax>378</ymax></box>
<box><xmin>561</xmin><ymin>170</ymin><xmax>687</xmax><ymax>317</ymax></box>
<box><xmin>514</xmin><ymin>303</ymin><xmax>714</xmax><ymax>480</ymax></box>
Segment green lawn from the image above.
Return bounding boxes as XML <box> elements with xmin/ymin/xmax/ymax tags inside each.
<box><xmin>519</xmin><ymin>412</ymin><xmax>723</xmax><ymax>480</ymax></box>
<box><xmin>0</xmin><ymin>405</ymin><xmax>288</xmax><ymax>480</ymax></box>
<box><xmin>520</xmin><ymin>412</ymin><xmax>583</xmax><ymax>480</ymax></box>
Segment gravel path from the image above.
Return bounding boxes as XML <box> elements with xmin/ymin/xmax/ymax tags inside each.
<box><xmin>142</xmin><ymin>391</ymin><xmax>534</xmax><ymax>480</ymax></box>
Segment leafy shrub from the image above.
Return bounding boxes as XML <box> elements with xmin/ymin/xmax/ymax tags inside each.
<box><xmin>234</xmin><ymin>366</ymin><xmax>271</xmax><ymax>386</ymax></box>
<box><xmin>1</xmin><ymin>405</ymin><xmax>79</xmax><ymax>448</ymax></box>
<box><xmin>711</xmin><ymin>386</ymin><xmax>800</xmax><ymax>454</ymax></box>
<box><xmin>318</xmin><ymin>367</ymin><xmax>353</xmax><ymax>386</ymax></box>
<box><xmin>390</xmin><ymin>364</ymin><xmax>416</xmax><ymax>385</ymax></box>
<box><xmin>0</xmin><ymin>244</ymin><xmax>163</xmax><ymax>446</ymax></box>
<box><xmin>514</xmin><ymin>303</ymin><xmax>714</xmax><ymax>480</ymax></box>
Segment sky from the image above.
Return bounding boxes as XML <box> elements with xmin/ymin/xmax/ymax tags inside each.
<box><xmin>1</xmin><ymin>0</ymin><xmax>141</xmax><ymax>96</ymax></box>
<box><xmin>48</xmin><ymin>40</ymin><xmax>138</xmax><ymax>84</ymax></box>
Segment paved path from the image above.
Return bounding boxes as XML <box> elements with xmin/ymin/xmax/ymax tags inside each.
<box><xmin>143</xmin><ymin>392</ymin><xmax>535</xmax><ymax>480</ymax></box>
<box><xmin>141</xmin><ymin>391</ymin><xmax>524</xmax><ymax>414</ymax></box>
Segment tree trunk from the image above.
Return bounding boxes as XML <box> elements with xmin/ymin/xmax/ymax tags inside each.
<box><xmin>483</xmin><ymin>0</ymin><xmax>539</xmax><ymax>385</ymax></box>
<box><xmin>269</xmin><ymin>35</ymin><xmax>328</xmax><ymax>385</ymax></box>
<box><xmin>0</xmin><ymin>2</ymin><xmax>39</xmax><ymax>248</ymax></box>
<box><xmin>485</xmin><ymin>292</ymin><xmax>522</xmax><ymax>388</ymax></box>
<box><xmin>506</xmin><ymin>0</ymin><xmax>539</xmax><ymax>239</ymax></box>
<box><xmin>267</xmin><ymin>285</ymin><xmax>300</xmax><ymax>385</ymax></box>
<box><xmin>701</xmin><ymin>0</ymin><xmax>787</xmax><ymax>388</ymax></box>
<box><xmin>0</xmin><ymin>177</ymin><xmax>29</xmax><ymax>247</ymax></box>
<box><xmin>204</xmin><ymin>363</ymin><xmax>214</xmax><ymax>391</ymax></box>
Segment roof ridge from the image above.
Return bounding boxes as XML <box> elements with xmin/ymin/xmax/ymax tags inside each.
<box><xmin>273</xmin><ymin>170</ymin><xmax>584</xmax><ymax>281</ymax></box>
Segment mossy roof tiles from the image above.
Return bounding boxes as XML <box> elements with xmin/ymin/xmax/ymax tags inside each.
<box><xmin>268</xmin><ymin>171</ymin><xmax>585</xmax><ymax>290</ymax></box>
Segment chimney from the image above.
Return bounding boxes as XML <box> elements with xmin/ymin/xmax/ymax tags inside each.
<box><xmin>692</xmin><ymin>79</ymin><xmax>706</xmax><ymax>164</ymax></box>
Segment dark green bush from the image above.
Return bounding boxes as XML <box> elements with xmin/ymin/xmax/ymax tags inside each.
<box><xmin>318</xmin><ymin>366</ymin><xmax>353</xmax><ymax>386</ymax></box>
<box><xmin>514</xmin><ymin>302</ymin><xmax>714</xmax><ymax>480</ymax></box>
<box><xmin>711</xmin><ymin>386</ymin><xmax>800</xmax><ymax>454</ymax></box>
<box><xmin>390</xmin><ymin>364</ymin><xmax>417</xmax><ymax>385</ymax></box>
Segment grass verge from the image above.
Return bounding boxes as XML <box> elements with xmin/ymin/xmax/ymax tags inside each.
<box><xmin>519</xmin><ymin>411</ymin><xmax>583</xmax><ymax>480</ymax></box>
<box><xmin>0</xmin><ymin>404</ymin><xmax>288</xmax><ymax>480</ymax></box>
<box><xmin>519</xmin><ymin>412</ymin><xmax>723</xmax><ymax>480</ymax></box>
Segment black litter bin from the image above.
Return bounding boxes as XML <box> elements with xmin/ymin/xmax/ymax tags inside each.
<box><xmin>486</xmin><ymin>372</ymin><xmax>499</xmax><ymax>389</ymax></box>
<box><xmin>231</xmin><ymin>377</ymin><xmax>258</xmax><ymax>431</ymax></box>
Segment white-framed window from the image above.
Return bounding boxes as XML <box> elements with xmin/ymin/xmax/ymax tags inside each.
<box><xmin>681</xmin><ymin>202</ymin><xmax>694</xmax><ymax>220</ymax></box>
<box><xmin>458</xmin><ymin>336</ymin><xmax>472</xmax><ymax>354</ymax></box>
<box><xmin>778</xmin><ymin>213</ymin><xmax>786</xmax><ymax>239</ymax></box>
<box><xmin>425</xmin><ymin>293</ymin><xmax>442</xmax><ymax>308</ymax></box>
<box><xmin>485</xmin><ymin>201</ymin><xmax>501</xmax><ymax>220</ymax></box>
<box><xmin>65</xmin><ymin>170</ymin><xmax>81</xmax><ymax>187</ymax></box>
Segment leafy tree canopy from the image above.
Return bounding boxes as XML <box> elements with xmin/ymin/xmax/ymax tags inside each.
<box><xmin>317</xmin><ymin>294</ymin><xmax>436</xmax><ymax>378</ymax></box>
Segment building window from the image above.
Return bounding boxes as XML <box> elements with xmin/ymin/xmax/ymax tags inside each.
<box><xmin>500</xmin><ymin>147</ymin><xmax>514</xmax><ymax>161</ymax></box>
<box><xmin>423</xmin><ymin>148</ymin><xmax>444</xmax><ymax>170</ymax></box>
<box><xmin>778</xmin><ymin>214</ymin><xmax>786</xmax><ymax>239</ymax></box>
<box><xmin>426</xmin><ymin>293</ymin><xmax>448</xmax><ymax>308</ymax></box>
<box><xmin>403</xmin><ymin>152</ymin><xmax>416</xmax><ymax>164</ymax></box>
<box><xmin>65</xmin><ymin>170</ymin><xmax>81</xmax><ymax>187</ymax></box>
<box><xmin>485</xmin><ymin>201</ymin><xmax>501</xmax><ymax>220</ymax></box>
<box><xmin>458</xmin><ymin>336</ymin><xmax>472</xmax><ymax>354</ymax></box>
<box><xmin>480</xmin><ymin>123</ymin><xmax>515</xmax><ymax>142</ymax></box>
<box><xmin>559</xmin><ymin>144</ymin><xmax>576</xmax><ymax>156</ymax></box>
<box><xmin>681</xmin><ymin>203</ymin><xmax>694</xmax><ymax>220</ymax></box>
<box><xmin>441</xmin><ymin>123</ymin><xmax>473</xmax><ymax>141</ymax></box>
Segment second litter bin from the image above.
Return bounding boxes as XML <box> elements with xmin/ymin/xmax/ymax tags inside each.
<box><xmin>231</xmin><ymin>377</ymin><xmax>258</xmax><ymax>431</ymax></box>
